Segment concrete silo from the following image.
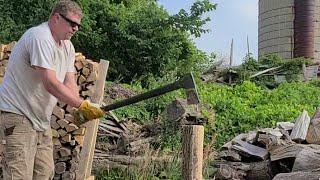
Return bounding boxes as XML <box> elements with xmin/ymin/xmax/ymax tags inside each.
<box><xmin>258</xmin><ymin>0</ymin><xmax>320</xmax><ymax>62</ymax></box>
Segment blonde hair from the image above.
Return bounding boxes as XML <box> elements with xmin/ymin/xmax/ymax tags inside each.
<box><xmin>50</xmin><ymin>0</ymin><xmax>83</xmax><ymax>18</ymax></box>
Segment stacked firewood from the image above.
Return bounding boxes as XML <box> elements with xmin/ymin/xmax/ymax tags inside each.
<box><xmin>214</xmin><ymin>109</ymin><xmax>320</xmax><ymax>180</ymax></box>
<box><xmin>96</xmin><ymin>83</ymin><xmax>157</xmax><ymax>157</ymax></box>
<box><xmin>95</xmin><ymin>115</ymin><xmax>152</xmax><ymax>154</ymax></box>
<box><xmin>0</xmin><ymin>42</ymin><xmax>16</xmax><ymax>83</ymax></box>
<box><xmin>94</xmin><ymin>114</ymin><xmax>170</xmax><ymax>170</ymax></box>
<box><xmin>51</xmin><ymin>53</ymin><xmax>100</xmax><ymax>179</ymax></box>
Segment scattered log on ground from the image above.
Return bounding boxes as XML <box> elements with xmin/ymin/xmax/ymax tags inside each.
<box><xmin>231</xmin><ymin>139</ymin><xmax>268</xmax><ymax>160</ymax></box>
<box><xmin>306</xmin><ymin>108</ymin><xmax>320</xmax><ymax>144</ymax></box>
<box><xmin>273</xmin><ymin>171</ymin><xmax>320</xmax><ymax>180</ymax></box>
<box><xmin>215</xmin><ymin>160</ymin><xmax>273</xmax><ymax>180</ymax></box>
<box><xmin>292</xmin><ymin>145</ymin><xmax>320</xmax><ymax>171</ymax></box>
<box><xmin>214</xmin><ymin>109</ymin><xmax>320</xmax><ymax>179</ymax></box>
<box><xmin>290</xmin><ymin>110</ymin><xmax>310</xmax><ymax>142</ymax></box>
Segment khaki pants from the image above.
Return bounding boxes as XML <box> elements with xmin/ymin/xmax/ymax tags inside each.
<box><xmin>0</xmin><ymin>111</ymin><xmax>54</xmax><ymax>180</ymax></box>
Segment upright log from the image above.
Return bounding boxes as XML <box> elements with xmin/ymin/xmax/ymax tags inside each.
<box><xmin>182</xmin><ymin>125</ymin><xmax>204</xmax><ymax>180</ymax></box>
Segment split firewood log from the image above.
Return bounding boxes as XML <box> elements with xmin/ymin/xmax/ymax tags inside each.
<box><xmin>290</xmin><ymin>110</ymin><xmax>310</xmax><ymax>142</ymax></box>
<box><xmin>273</xmin><ymin>171</ymin><xmax>320</xmax><ymax>180</ymax></box>
<box><xmin>306</xmin><ymin>108</ymin><xmax>320</xmax><ymax>144</ymax></box>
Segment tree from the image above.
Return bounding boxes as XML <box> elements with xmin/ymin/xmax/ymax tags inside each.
<box><xmin>0</xmin><ymin>0</ymin><xmax>55</xmax><ymax>43</ymax></box>
<box><xmin>0</xmin><ymin>0</ymin><xmax>216</xmax><ymax>84</ymax></box>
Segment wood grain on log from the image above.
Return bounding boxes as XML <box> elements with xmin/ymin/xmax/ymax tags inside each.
<box><xmin>72</xmin><ymin>127</ymin><xmax>86</xmax><ymax>135</ymax></box>
<box><xmin>290</xmin><ymin>110</ymin><xmax>310</xmax><ymax>142</ymax></box>
<box><xmin>292</xmin><ymin>146</ymin><xmax>320</xmax><ymax>171</ymax></box>
<box><xmin>53</xmin><ymin>106</ymin><xmax>65</xmax><ymax>119</ymax></box>
<box><xmin>55</xmin><ymin>162</ymin><xmax>67</xmax><ymax>174</ymax></box>
<box><xmin>306</xmin><ymin>108</ymin><xmax>320</xmax><ymax>144</ymax></box>
<box><xmin>182</xmin><ymin>125</ymin><xmax>204</xmax><ymax>180</ymax></box>
<box><xmin>57</xmin><ymin>119</ymin><xmax>69</xmax><ymax>128</ymax></box>
<box><xmin>273</xmin><ymin>171</ymin><xmax>320</xmax><ymax>180</ymax></box>
<box><xmin>60</xmin><ymin>147</ymin><xmax>72</xmax><ymax>157</ymax></box>
<box><xmin>232</xmin><ymin>139</ymin><xmax>268</xmax><ymax>160</ymax></box>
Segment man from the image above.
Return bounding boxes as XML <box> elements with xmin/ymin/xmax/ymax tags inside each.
<box><xmin>0</xmin><ymin>0</ymin><xmax>104</xmax><ymax>179</ymax></box>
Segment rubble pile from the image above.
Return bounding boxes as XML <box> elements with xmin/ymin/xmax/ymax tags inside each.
<box><xmin>214</xmin><ymin>109</ymin><xmax>320</xmax><ymax>180</ymax></box>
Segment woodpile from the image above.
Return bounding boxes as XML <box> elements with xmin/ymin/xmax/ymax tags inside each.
<box><xmin>214</xmin><ymin>109</ymin><xmax>320</xmax><ymax>180</ymax></box>
<box><xmin>93</xmin><ymin>113</ymin><xmax>179</xmax><ymax>170</ymax></box>
<box><xmin>97</xmin><ymin>83</ymin><xmax>160</xmax><ymax>157</ymax></box>
<box><xmin>51</xmin><ymin>53</ymin><xmax>101</xmax><ymax>180</ymax></box>
<box><xmin>0</xmin><ymin>41</ymin><xmax>16</xmax><ymax>83</ymax></box>
<box><xmin>94</xmin><ymin>114</ymin><xmax>157</xmax><ymax>166</ymax></box>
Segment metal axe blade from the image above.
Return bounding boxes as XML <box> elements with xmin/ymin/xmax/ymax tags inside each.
<box><xmin>101</xmin><ymin>73</ymin><xmax>200</xmax><ymax>112</ymax></box>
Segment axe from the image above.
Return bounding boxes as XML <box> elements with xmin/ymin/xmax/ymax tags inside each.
<box><xmin>101</xmin><ymin>73</ymin><xmax>200</xmax><ymax>112</ymax></box>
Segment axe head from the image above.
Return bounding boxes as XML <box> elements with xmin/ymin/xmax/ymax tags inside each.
<box><xmin>181</xmin><ymin>73</ymin><xmax>200</xmax><ymax>104</ymax></box>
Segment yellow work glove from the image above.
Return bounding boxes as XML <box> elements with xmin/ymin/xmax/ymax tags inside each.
<box><xmin>74</xmin><ymin>100</ymin><xmax>105</xmax><ymax>125</ymax></box>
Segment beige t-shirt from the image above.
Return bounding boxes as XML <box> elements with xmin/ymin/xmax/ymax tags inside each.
<box><xmin>0</xmin><ymin>22</ymin><xmax>76</xmax><ymax>131</ymax></box>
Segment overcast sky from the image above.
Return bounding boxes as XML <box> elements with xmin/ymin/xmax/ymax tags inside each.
<box><xmin>157</xmin><ymin>0</ymin><xmax>259</xmax><ymax>65</ymax></box>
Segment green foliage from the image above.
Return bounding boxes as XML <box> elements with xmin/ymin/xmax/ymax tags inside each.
<box><xmin>107</xmin><ymin>64</ymin><xmax>320</xmax><ymax>150</ymax></box>
<box><xmin>199</xmin><ymin>80</ymin><xmax>320</xmax><ymax>147</ymax></box>
<box><xmin>73</xmin><ymin>0</ymin><xmax>215</xmax><ymax>83</ymax></box>
<box><xmin>111</xmin><ymin>75</ymin><xmax>185</xmax><ymax>124</ymax></box>
<box><xmin>0</xmin><ymin>0</ymin><xmax>215</xmax><ymax>84</ymax></box>
<box><xmin>0</xmin><ymin>0</ymin><xmax>56</xmax><ymax>43</ymax></box>
<box><xmin>113</xmin><ymin>103</ymin><xmax>151</xmax><ymax>124</ymax></box>
<box><xmin>169</xmin><ymin>0</ymin><xmax>216</xmax><ymax>37</ymax></box>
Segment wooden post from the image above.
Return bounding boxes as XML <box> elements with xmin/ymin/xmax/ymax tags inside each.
<box><xmin>302</xmin><ymin>63</ymin><xmax>307</xmax><ymax>81</ymax></box>
<box><xmin>182</xmin><ymin>125</ymin><xmax>204</xmax><ymax>180</ymax></box>
<box><xmin>229</xmin><ymin>39</ymin><xmax>233</xmax><ymax>84</ymax></box>
<box><xmin>230</xmin><ymin>38</ymin><xmax>233</xmax><ymax>67</ymax></box>
<box><xmin>247</xmin><ymin>35</ymin><xmax>250</xmax><ymax>56</ymax></box>
<box><xmin>77</xmin><ymin>60</ymin><xmax>109</xmax><ymax>180</ymax></box>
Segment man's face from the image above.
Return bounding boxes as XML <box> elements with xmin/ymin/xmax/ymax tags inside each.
<box><xmin>56</xmin><ymin>11</ymin><xmax>82</xmax><ymax>40</ymax></box>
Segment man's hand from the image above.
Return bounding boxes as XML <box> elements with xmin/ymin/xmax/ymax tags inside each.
<box><xmin>74</xmin><ymin>100</ymin><xmax>105</xmax><ymax>125</ymax></box>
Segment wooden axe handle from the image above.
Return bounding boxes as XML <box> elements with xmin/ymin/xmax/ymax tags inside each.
<box><xmin>101</xmin><ymin>73</ymin><xmax>200</xmax><ymax>111</ymax></box>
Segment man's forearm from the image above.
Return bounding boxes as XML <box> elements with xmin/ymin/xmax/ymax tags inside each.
<box><xmin>37</xmin><ymin>68</ymin><xmax>83</xmax><ymax>108</ymax></box>
<box><xmin>45</xmin><ymin>80</ymin><xmax>82</xmax><ymax>108</ymax></box>
<box><xmin>64</xmin><ymin>81</ymin><xmax>80</xmax><ymax>97</ymax></box>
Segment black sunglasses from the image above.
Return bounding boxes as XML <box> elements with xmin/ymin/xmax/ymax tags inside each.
<box><xmin>59</xmin><ymin>13</ymin><xmax>81</xmax><ymax>29</ymax></box>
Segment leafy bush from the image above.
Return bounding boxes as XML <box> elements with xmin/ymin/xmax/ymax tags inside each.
<box><xmin>199</xmin><ymin>80</ymin><xmax>320</xmax><ymax>147</ymax></box>
<box><xmin>0</xmin><ymin>0</ymin><xmax>55</xmax><ymax>43</ymax></box>
<box><xmin>74</xmin><ymin>0</ymin><xmax>216</xmax><ymax>83</ymax></box>
<box><xmin>110</xmin><ymin>71</ymin><xmax>320</xmax><ymax>149</ymax></box>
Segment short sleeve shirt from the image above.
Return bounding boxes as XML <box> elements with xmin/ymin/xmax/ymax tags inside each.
<box><xmin>0</xmin><ymin>22</ymin><xmax>76</xmax><ymax>131</ymax></box>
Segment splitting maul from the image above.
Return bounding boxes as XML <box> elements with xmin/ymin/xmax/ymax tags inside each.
<box><xmin>101</xmin><ymin>73</ymin><xmax>200</xmax><ymax>112</ymax></box>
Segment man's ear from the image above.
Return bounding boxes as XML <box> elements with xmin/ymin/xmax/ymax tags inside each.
<box><xmin>51</xmin><ymin>13</ymin><xmax>60</xmax><ymax>23</ymax></box>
